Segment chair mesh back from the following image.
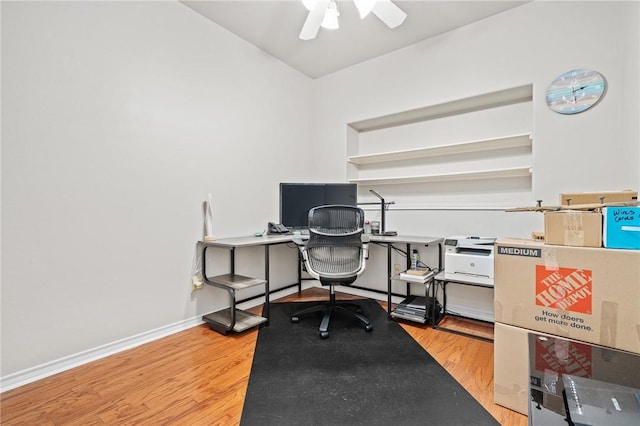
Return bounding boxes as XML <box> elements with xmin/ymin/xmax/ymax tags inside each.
<box><xmin>306</xmin><ymin>205</ymin><xmax>365</xmax><ymax>277</ymax></box>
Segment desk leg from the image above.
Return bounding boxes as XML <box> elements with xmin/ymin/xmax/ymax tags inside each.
<box><xmin>387</xmin><ymin>243</ymin><xmax>392</xmax><ymax>320</ymax></box>
<box><xmin>432</xmin><ymin>279</ymin><xmax>443</xmax><ymax>328</ymax></box>
<box><xmin>405</xmin><ymin>243</ymin><xmax>411</xmax><ymax>296</ymax></box>
<box><xmin>264</xmin><ymin>245</ymin><xmax>270</xmax><ymax>326</ymax></box>
<box><xmin>230</xmin><ymin>247</ymin><xmax>235</xmax><ymax>274</ymax></box>
<box><xmin>297</xmin><ymin>250</ymin><xmax>302</xmax><ymax>294</ymax></box>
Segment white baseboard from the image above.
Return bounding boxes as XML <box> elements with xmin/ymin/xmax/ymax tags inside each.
<box><xmin>1</xmin><ymin>283</ymin><xmax>308</xmax><ymax>393</ymax></box>
<box><xmin>444</xmin><ymin>302</ymin><xmax>494</xmax><ymax>323</ymax></box>
<box><xmin>0</xmin><ymin>316</ymin><xmax>204</xmax><ymax>393</ymax></box>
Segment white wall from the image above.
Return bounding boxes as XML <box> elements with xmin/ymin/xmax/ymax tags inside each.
<box><xmin>1</xmin><ymin>1</ymin><xmax>314</xmax><ymax>379</ymax></box>
<box><xmin>311</xmin><ymin>1</ymin><xmax>639</xmax><ymax>314</ymax></box>
<box><xmin>314</xmin><ymin>0</ymin><xmax>639</xmax><ymax>212</ymax></box>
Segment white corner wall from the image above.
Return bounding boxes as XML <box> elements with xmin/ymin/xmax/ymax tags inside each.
<box><xmin>1</xmin><ymin>1</ymin><xmax>314</xmax><ymax>381</ymax></box>
<box><xmin>310</xmin><ymin>1</ymin><xmax>639</xmax><ymax>314</ymax></box>
<box><xmin>312</xmin><ymin>0</ymin><xmax>639</xmax><ymax>237</ymax></box>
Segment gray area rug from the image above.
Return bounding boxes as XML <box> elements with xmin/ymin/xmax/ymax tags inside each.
<box><xmin>240</xmin><ymin>299</ymin><xmax>499</xmax><ymax>426</ymax></box>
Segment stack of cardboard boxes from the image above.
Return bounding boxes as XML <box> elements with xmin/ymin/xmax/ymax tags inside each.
<box><xmin>544</xmin><ymin>191</ymin><xmax>640</xmax><ymax>249</ymax></box>
<box><xmin>493</xmin><ymin>191</ymin><xmax>640</xmax><ymax>415</ymax></box>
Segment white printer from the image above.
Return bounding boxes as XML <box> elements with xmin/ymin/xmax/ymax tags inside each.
<box><xmin>444</xmin><ymin>236</ymin><xmax>496</xmax><ymax>279</ymax></box>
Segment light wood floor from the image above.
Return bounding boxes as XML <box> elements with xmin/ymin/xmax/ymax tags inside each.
<box><xmin>1</xmin><ymin>288</ymin><xmax>527</xmax><ymax>425</ymax></box>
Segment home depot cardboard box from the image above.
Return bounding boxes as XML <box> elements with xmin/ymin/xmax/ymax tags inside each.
<box><xmin>494</xmin><ymin>238</ymin><xmax>640</xmax><ymax>354</ymax></box>
<box><xmin>494</xmin><ymin>322</ymin><xmax>640</xmax><ymax>415</ymax></box>
<box><xmin>603</xmin><ymin>206</ymin><xmax>640</xmax><ymax>249</ymax></box>
<box><xmin>559</xmin><ymin>190</ymin><xmax>637</xmax><ymax>206</ymax></box>
<box><xmin>544</xmin><ymin>210</ymin><xmax>602</xmax><ymax>247</ymax></box>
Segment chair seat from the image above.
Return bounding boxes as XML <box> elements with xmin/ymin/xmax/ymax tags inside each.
<box><xmin>319</xmin><ymin>276</ymin><xmax>357</xmax><ymax>286</ymax></box>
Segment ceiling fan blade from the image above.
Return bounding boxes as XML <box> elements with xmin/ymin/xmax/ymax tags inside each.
<box><xmin>372</xmin><ymin>0</ymin><xmax>407</xmax><ymax>29</ymax></box>
<box><xmin>299</xmin><ymin>0</ymin><xmax>330</xmax><ymax>40</ymax></box>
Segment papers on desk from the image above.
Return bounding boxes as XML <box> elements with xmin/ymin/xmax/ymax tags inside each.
<box><xmin>399</xmin><ymin>268</ymin><xmax>437</xmax><ymax>283</ymax></box>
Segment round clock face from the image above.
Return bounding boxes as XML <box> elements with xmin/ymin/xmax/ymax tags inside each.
<box><xmin>545</xmin><ymin>69</ymin><xmax>606</xmax><ymax>114</ymax></box>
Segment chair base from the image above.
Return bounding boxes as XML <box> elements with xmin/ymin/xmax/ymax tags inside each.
<box><xmin>291</xmin><ymin>290</ymin><xmax>373</xmax><ymax>339</ymax></box>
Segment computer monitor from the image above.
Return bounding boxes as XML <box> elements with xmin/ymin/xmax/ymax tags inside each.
<box><xmin>279</xmin><ymin>183</ymin><xmax>358</xmax><ymax>229</ymax></box>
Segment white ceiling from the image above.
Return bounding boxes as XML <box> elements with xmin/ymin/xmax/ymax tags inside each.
<box><xmin>180</xmin><ymin>0</ymin><xmax>529</xmax><ymax>79</ymax></box>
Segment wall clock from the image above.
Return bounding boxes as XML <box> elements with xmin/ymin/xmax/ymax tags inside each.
<box><xmin>545</xmin><ymin>69</ymin><xmax>606</xmax><ymax>114</ymax></box>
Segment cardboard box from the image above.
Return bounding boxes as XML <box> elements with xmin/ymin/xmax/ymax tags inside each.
<box><xmin>494</xmin><ymin>322</ymin><xmax>640</xmax><ymax>415</ymax></box>
<box><xmin>603</xmin><ymin>206</ymin><xmax>640</xmax><ymax>249</ymax></box>
<box><xmin>544</xmin><ymin>210</ymin><xmax>602</xmax><ymax>247</ymax></box>
<box><xmin>531</xmin><ymin>231</ymin><xmax>544</xmax><ymax>241</ymax></box>
<box><xmin>559</xmin><ymin>190</ymin><xmax>637</xmax><ymax>206</ymax></box>
<box><xmin>494</xmin><ymin>238</ymin><xmax>640</xmax><ymax>353</ymax></box>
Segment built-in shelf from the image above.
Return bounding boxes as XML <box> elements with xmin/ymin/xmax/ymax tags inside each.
<box><xmin>346</xmin><ymin>84</ymin><xmax>534</xmax><ymax>202</ymax></box>
<box><xmin>348</xmin><ymin>133</ymin><xmax>532</xmax><ymax>165</ymax></box>
<box><xmin>349</xmin><ymin>166</ymin><xmax>531</xmax><ymax>186</ymax></box>
<box><xmin>349</xmin><ymin>84</ymin><xmax>533</xmax><ymax>133</ymax></box>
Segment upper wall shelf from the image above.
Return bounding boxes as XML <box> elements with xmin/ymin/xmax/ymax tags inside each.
<box><xmin>348</xmin><ymin>166</ymin><xmax>532</xmax><ymax>186</ymax></box>
<box><xmin>348</xmin><ymin>84</ymin><xmax>533</xmax><ymax>133</ymax></box>
<box><xmin>348</xmin><ymin>133</ymin><xmax>532</xmax><ymax>165</ymax></box>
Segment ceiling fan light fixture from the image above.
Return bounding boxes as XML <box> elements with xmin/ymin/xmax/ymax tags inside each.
<box><xmin>320</xmin><ymin>1</ymin><xmax>340</xmax><ymax>30</ymax></box>
<box><xmin>299</xmin><ymin>0</ymin><xmax>405</xmax><ymax>40</ymax></box>
<box><xmin>354</xmin><ymin>0</ymin><xmax>376</xmax><ymax>18</ymax></box>
<box><xmin>301</xmin><ymin>0</ymin><xmax>317</xmax><ymax>11</ymax></box>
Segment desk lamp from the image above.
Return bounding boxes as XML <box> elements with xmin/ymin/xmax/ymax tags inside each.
<box><xmin>362</xmin><ymin>190</ymin><xmax>397</xmax><ymax>236</ymax></box>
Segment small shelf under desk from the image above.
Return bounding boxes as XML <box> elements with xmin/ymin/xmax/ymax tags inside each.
<box><xmin>389</xmin><ymin>272</ymin><xmax>439</xmax><ymax>324</ymax></box>
<box><xmin>433</xmin><ymin>271</ymin><xmax>495</xmax><ymax>342</ymax></box>
<box><xmin>202</xmin><ymin>273</ymin><xmax>268</xmax><ymax>334</ymax></box>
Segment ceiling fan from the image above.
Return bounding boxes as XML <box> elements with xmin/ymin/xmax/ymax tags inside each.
<box><xmin>299</xmin><ymin>0</ymin><xmax>408</xmax><ymax>41</ymax></box>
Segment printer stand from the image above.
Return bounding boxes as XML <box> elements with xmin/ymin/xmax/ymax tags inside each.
<box><xmin>433</xmin><ymin>271</ymin><xmax>494</xmax><ymax>342</ymax></box>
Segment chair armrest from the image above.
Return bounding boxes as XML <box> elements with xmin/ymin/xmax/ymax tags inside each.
<box><xmin>292</xmin><ymin>237</ymin><xmax>305</xmax><ymax>246</ymax></box>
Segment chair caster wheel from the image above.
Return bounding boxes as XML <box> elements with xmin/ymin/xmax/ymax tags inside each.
<box><xmin>291</xmin><ymin>316</ymin><xmax>299</xmax><ymax>323</ymax></box>
<box><xmin>365</xmin><ymin>325</ymin><xmax>373</xmax><ymax>332</ymax></box>
<box><xmin>320</xmin><ymin>331</ymin><xmax>329</xmax><ymax>339</ymax></box>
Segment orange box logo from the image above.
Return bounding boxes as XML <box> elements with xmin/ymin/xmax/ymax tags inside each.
<box><xmin>534</xmin><ymin>336</ymin><xmax>592</xmax><ymax>377</ymax></box>
<box><xmin>535</xmin><ymin>265</ymin><xmax>592</xmax><ymax>314</ymax></box>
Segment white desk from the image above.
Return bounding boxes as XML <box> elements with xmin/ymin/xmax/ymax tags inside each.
<box><xmin>200</xmin><ymin>233</ymin><xmax>444</xmax><ymax>334</ymax></box>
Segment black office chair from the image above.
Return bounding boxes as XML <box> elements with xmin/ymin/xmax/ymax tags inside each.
<box><xmin>291</xmin><ymin>205</ymin><xmax>373</xmax><ymax>339</ymax></box>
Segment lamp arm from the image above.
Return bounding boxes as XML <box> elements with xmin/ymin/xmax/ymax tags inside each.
<box><xmin>365</xmin><ymin>189</ymin><xmax>396</xmax><ymax>233</ymax></box>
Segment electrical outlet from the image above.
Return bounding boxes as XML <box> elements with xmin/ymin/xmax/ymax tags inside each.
<box><xmin>191</xmin><ymin>276</ymin><xmax>204</xmax><ymax>292</ymax></box>
<box><xmin>393</xmin><ymin>263</ymin><xmax>401</xmax><ymax>275</ymax></box>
